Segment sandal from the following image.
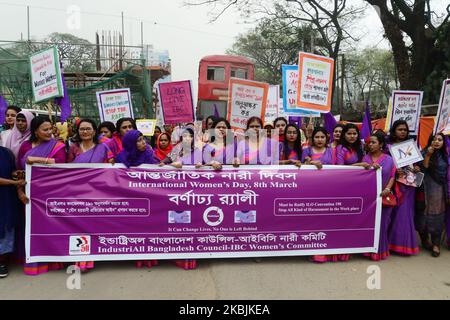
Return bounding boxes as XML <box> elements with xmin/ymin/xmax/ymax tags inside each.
<box><xmin>431</xmin><ymin>246</ymin><xmax>440</xmax><ymax>258</ymax></box>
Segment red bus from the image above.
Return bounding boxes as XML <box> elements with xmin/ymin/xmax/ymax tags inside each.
<box><xmin>197</xmin><ymin>55</ymin><xmax>254</xmax><ymax>120</ymax></box>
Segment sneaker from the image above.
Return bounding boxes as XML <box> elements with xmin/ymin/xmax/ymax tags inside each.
<box><xmin>0</xmin><ymin>264</ymin><xmax>8</xmax><ymax>278</ymax></box>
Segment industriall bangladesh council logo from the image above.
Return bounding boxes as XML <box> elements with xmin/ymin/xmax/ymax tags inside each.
<box><xmin>69</xmin><ymin>236</ymin><xmax>91</xmax><ymax>255</ymax></box>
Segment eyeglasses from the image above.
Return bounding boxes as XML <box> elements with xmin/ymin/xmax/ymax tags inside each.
<box><xmin>121</xmin><ymin>125</ymin><xmax>133</xmax><ymax>130</ymax></box>
<box><xmin>79</xmin><ymin>128</ymin><xmax>93</xmax><ymax>132</ymax></box>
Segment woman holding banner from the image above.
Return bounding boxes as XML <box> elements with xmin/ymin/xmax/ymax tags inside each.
<box><xmin>279</xmin><ymin>124</ymin><xmax>302</xmax><ymax>166</ymax></box>
<box><xmin>273</xmin><ymin>117</ymin><xmax>288</xmax><ymax>142</ymax></box>
<box><xmin>235</xmin><ymin>117</ymin><xmax>281</xmax><ymax>166</ymax></box>
<box><xmin>68</xmin><ymin>119</ymin><xmax>114</xmax><ymax>164</ymax></box>
<box><xmin>302</xmin><ymin>127</ymin><xmax>334</xmax><ymax>169</ymax></box>
<box><xmin>0</xmin><ymin>146</ymin><xmax>26</xmax><ymax>278</ymax></box>
<box><xmin>361</xmin><ymin>132</ymin><xmax>396</xmax><ymax>261</ymax></box>
<box><xmin>115</xmin><ymin>129</ymin><xmax>160</xmax><ymax>268</ymax></box>
<box><xmin>415</xmin><ymin>133</ymin><xmax>448</xmax><ymax>257</ymax></box>
<box><xmin>387</xmin><ymin>120</ymin><xmax>420</xmax><ymax>256</ymax></box>
<box><xmin>331</xmin><ymin>123</ymin><xmax>369</xmax><ymax>262</ymax></box>
<box><xmin>203</xmin><ymin>118</ymin><xmax>236</xmax><ymax>168</ymax></box>
<box><xmin>16</xmin><ymin>116</ymin><xmax>67</xmax><ymax>275</ymax></box>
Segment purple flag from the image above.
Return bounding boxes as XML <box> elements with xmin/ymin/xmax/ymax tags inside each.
<box><xmin>288</xmin><ymin>116</ymin><xmax>302</xmax><ymax>127</ymax></box>
<box><xmin>213</xmin><ymin>104</ymin><xmax>220</xmax><ymax>118</ymax></box>
<box><xmin>324</xmin><ymin>112</ymin><xmax>337</xmax><ymax>142</ymax></box>
<box><xmin>0</xmin><ymin>95</ymin><xmax>9</xmax><ymax>125</ymax></box>
<box><xmin>361</xmin><ymin>101</ymin><xmax>372</xmax><ymax>141</ymax></box>
<box><xmin>54</xmin><ymin>68</ymin><xmax>71</xmax><ymax>123</ymax></box>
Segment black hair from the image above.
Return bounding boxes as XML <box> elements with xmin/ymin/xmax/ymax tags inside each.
<box><xmin>179</xmin><ymin>127</ymin><xmax>195</xmax><ymax>157</ymax></box>
<box><xmin>246</xmin><ymin>116</ymin><xmax>264</xmax><ymax>130</ymax></box>
<box><xmin>283</xmin><ymin>124</ymin><xmax>302</xmax><ymax>160</ymax></box>
<box><xmin>74</xmin><ymin>119</ymin><xmax>99</xmax><ymax>144</ymax></box>
<box><xmin>341</xmin><ymin>123</ymin><xmax>364</xmax><ymax>162</ymax></box>
<box><xmin>274</xmin><ymin>117</ymin><xmax>288</xmax><ymax>128</ymax></box>
<box><xmin>4</xmin><ymin>105</ymin><xmax>22</xmax><ymax>128</ymax></box>
<box><xmin>116</xmin><ymin>117</ymin><xmax>137</xmax><ymax>134</ymax></box>
<box><xmin>389</xmin><ymin>120</ymin><xmax>409</xmax><ymax>143</ymax></box>
<box><xmin>98</xmin><ymin>121</ymin><xmax>116</xmax><ymax>136</ymax></box>
<box><xmin>209</xmin><ymin>117</ymin><xmax>232</xmax><ymax>144</ymax></box>
<box><xmin>370</xmin><ymin>131</ymin><xmax>386</xmax><ymax>149</ymax></box>
<box><xmin>311</xmin><ymin>127</ymin><xmax>330</xmax><ymax>147</ymax></box>
<box><xmin>29</xmin><ymin>116</ymin><xmax>52</xmax><ymax>143</ymax></box>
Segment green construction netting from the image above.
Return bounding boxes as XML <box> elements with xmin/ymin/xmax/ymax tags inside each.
<box><xmin>0</xmin><ymin>42</ymin><xmax>152</xmax><ymax>122</ymax></box>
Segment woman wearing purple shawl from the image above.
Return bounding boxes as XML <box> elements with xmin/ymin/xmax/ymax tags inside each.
<box><xmin>15</xmin><ymin>116</ymin><xmax>67</xmax><ymax>275</ymax></box>
<box><xmin>115</xmin><ymin>130</ymin><xmax>160</xmax><ymax>167</ymax></box>
<box><xmin>68</xmin><ymin>119</ymin><xmax>113</xmax><ymax>164</ymax></box>
<box><xmin>202</xmin><ymin>118</ymin><xmax>236</xmax><ymax>169</ymax></box>
<box><xmin>302</xmin><ymin>127</ymin><xmax>334</xmax><ymax>168</ymax></box>
<box><xmin>235</xmin><ymin>117</ymin><xmax>281</xmax><ymax>165</ymax></box>
<box><xmin>115</xmin><ymin>130</ymin><xmax>160</xmax><ymax>269</ymax></box>
<box><xmin>3</xmin><ymin>110</ymin><xmax>34</xmax><ymax>161</ymax></box>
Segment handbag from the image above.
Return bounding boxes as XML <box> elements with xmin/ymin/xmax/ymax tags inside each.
<box><xmin>382</xmin><ymin>191</ymin><xmax>397</xmax><ymax>207</ymax></box>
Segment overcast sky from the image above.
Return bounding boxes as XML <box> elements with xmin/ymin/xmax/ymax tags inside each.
<box><xmin>0</xmin><ymin>0</ymin><xmax>448</xmax><ymax>95</ymax></box>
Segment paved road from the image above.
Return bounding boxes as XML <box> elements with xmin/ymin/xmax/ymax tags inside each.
<box><xmin>1</xmin><ymin>250</ymin><xmax>450</xmax><ymax>299</ymax></box>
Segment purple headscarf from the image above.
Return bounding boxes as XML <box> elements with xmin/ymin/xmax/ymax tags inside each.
<box><xmin>4</xmin><ymin>110</ymin><xmax>35</xmax><ymax>158</ymax></box>
<box><xmin>115</xmin><ymin>130</ymin><xmax>160</xmax><ymax>167</ymax></box>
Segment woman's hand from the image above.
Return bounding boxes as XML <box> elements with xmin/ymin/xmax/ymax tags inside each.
<box><xmin>381</xmin><ymin>188</ymin><xmax>391</xmax><ymax>197</ymax></box>
<box><xmin>233</xmin><ymin>158</ymin><xmax>240</xmax><ymax>168</ymax></box>
<box><xmin>360</xmin><ymin>162</ymin><xmax>372</xmax><ymax>170</ymax></box>
<box><xmin>291</xmin><ymin>160</ymin><xmax>302</xmax><ymax>168</ymax></box>
<box><xmin>211</xmin><ymin>161</ymin><xmax>223</xmax><ymax>171</ymax></box>
<box><xmin>14</xmin><ymin>179</ymin><xmax>26</xmax><ymax>187</ymax></box>
<box><xmin>426</xmin><ymin>146</ymin><xmax>434</xmax><ymax>156</ymax></box>
<box><xmin>372</xmin><ymin>163</ymin><xmax>381</xmax><ymax>170</ymax></box>
<box><xmin>18</xmin><ymin>192</ymin><xmax>29</xmax><ymax>205</ymax></box>
<box><xmin>413</xmin><ymin>165</ymin><xmax>421</xmax><ymax>173</ymax></box>
<box><xmin>310</xmin><ymin>160</ymin><xmax>323</xmax><ymax>170</ymax></box>
<box><xmin>108</xmin><ymin>158</ymin><xmax>115</xmax><ymax>165</ymax></box>
<box><xmin>172</xmin><ymin>162</ymin><xmax>183</xmax><ymax>169</ymax></box>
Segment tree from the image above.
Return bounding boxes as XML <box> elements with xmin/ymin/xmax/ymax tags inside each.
<box><xmin>346</xmin><ymin>47</ymin><xmax>397</xmax><ymax>104</ymax></box>
<box><xmin>187</xmin><ymin>0</ymin><xmax>366</xmax><ymax>104</ymax></box>
<box><xmin>365</xmin><ymin>1</ymin><xmax>450</xmax><ymax>103</ymax></box>
<box><xmin>226</xmin><ymin>18</ymin><xmax>319</xmax><ymax>84</ymax></box>
<box><xmin>11</xmin><ymin>33</ymin><xmax>96</xmax><ymax>72</ymax></box>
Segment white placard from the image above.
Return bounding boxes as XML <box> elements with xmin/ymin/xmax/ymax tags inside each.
<box><xmin>96</xmin><ymin>88</ymin><xmax>134</xmax><ymax>123</ymax></box>
<box><xmin>389</xmin><ymin>90</ymin><xmax>423</xmax><ymax>135</ymax></box>
<box><xmin>265</xmin><ymin>85</ymin><xmax>279</xmax><ymax>124</ymax></box>
<box><xmin>29</xmin><ymin>46</ymin><xmax>63</xmax><ymax>103</ymax></box>
<box><xmin>434</xmin><ymin>79</ymin><xmax>450</xmax><ymax>134</ymax></box>
<box><xmin>389</xmin><ymin>139</ymin><xmax>424</xmax><ymax>168</ymax></box>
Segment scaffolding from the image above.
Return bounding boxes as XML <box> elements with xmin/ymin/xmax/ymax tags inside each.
<box><xmin>0</xmin><ymin>39</ymin><xmax>154</xmax><ymax>121</ymax></box>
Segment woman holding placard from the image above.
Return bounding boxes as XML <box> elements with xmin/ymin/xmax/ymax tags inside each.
<box><xmin>387</xmin><ymin>120</ymin><xmax>420</xmax><ymax>256</ymax></box>
<box><xmin>415</xmin><ymin>133</ymin><xmax>448</xmax><ymax>257</ymax></box>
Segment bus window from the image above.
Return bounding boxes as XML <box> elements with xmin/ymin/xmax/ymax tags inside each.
<box><xmin>207</xmin><ymin>67</ymin><xmax>225</xmax><ymax>81</ymax></box>
<box><xmin>231</xmin><ymin>68</ymin><xmax>248</xmax><ymax>79</ymax></box>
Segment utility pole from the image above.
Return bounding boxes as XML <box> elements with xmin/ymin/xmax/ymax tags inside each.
<box><xmin>27</xmin><ymin>6</ymin><xmax>30</xmax><ymax>41</ymax></box>
<box><xmin>121</xmin><ymin>12</ymin><xmax>125</xmax><ymax>45</ymax></box>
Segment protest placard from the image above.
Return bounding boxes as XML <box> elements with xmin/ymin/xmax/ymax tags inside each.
<box><xmin>29</xmin><ymin>46</ymin><xmax>64</xmax><ymax>103</ymax></box>
<box><xmin>282</xmin><ymin>64</ymin><xmax>321</xmax><ymax>116</ymax></box>
<box><xmin>158</xmin><ymin>80</ymin><xmax>195</xmax><ymax>125</ymax></box>
<box><xmin>296</xmin><ymin>52</ymin><xmax>334</xmax><ymax>113</ymax></box>
<box><xmin>389</xmin><ymin>139</ymin><xmax>424</xmax><ymax>168</ymax></box>
<box><xmin>388</xmin><ymin>90</ymin><xmax>423</xmax><ymax>135</ymax></box>
<box><xmin>96</xmin><ymin>88</ymin><xmax>134</xmax><ymax>123</ymax></box>
<box><xmin>434</xmin><ymin>79</ymin><xmax>450</xmax><ymax>134</ymax></box>
<box><xmin>227</xmin><ymin>78</ymin><xmax>269</xmax><ymax>130</ymax></box>
<box><xmin>265</xmin><ymin>85</ymin><xmax>279</xmax><ymax>124</ymax></box>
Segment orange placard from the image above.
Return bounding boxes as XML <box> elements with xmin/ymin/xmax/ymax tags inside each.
<box><xmin>296</xmin><ymin>52</ymin><xmax>334</xmax><ymax>113</ymax></box>
<box><xmin>227</xmin><ymin>78</ymin><xmax>269</xmax><ymax>131</ymax></box>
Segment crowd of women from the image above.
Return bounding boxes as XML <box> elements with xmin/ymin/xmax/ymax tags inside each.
<box><xmin>1</xmin><ymin>105</ymin><xmax>449</xmax><ymax>278</ymax></box>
